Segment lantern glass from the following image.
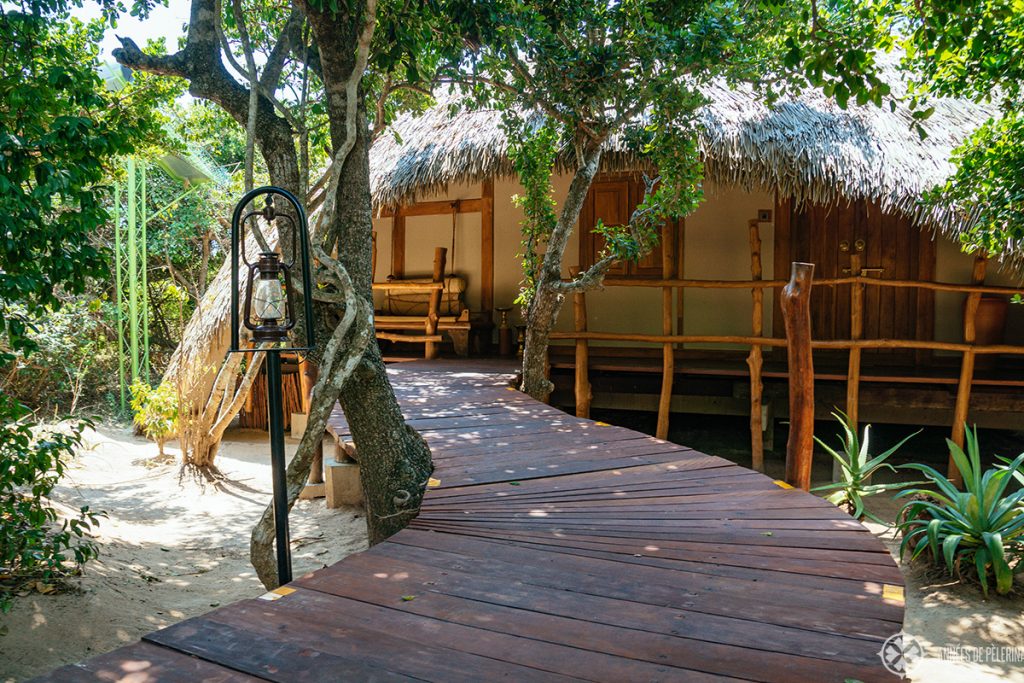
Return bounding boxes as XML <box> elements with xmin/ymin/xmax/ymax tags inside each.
<box><xmin>253</xmin><ymin>276</ymin><xmax>286</xmax><ymax>322</ymax></box>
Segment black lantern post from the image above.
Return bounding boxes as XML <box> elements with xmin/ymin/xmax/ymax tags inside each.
<box><xmin>229</xmin><ymin>186</ymin><xmax>315</xmax><ymax>585</ymax></box>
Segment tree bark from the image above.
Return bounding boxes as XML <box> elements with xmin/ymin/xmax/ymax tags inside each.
<box><xmin>302</xmin><ymin>0</ymin><xmax>434</xmax><ymax>546</ymax></box>
<box><xmin>520</xmin><ymin>144</ymin><xmax>603</xmax><ymax>401</ymax></box>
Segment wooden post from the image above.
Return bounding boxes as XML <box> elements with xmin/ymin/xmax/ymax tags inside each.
<box><xmin>573</xmin><ymin>291</ymin><xmax>592</xmax><ymax>418</ymax></box>
<box><xmin>481</xmin><ymin>178</ymin><xmax>495</xmax><ymax>318</ymax></box>
<box><xmin>371</xmin><ymin>231</ymin><xmax>377</xmax><ymax>281</ymax></box>
<box><xmin>299</xmin><ymin>358</ymin><xmax>324</xmax><ymax>490</ymax></box>
<box><xmin>391</xmin><ymin>213</ymin><xmax>405</xmax><ymax>278</ymax></box>
<box><xmin>424</xmin><ymin>247</ymin><xmax>447</xmax><ymax>359</ymax></box>
<box><xmin>781</xmin><ymin>262</ymin><xmax>815</xmax><ymax>491</ymax></box>
<box><xmin>950</xmin><ymin>252</ymin><xmax>988</xmax><ymax>484</ymax></box>
<box><xmin>843</xmin><ymin>250</ymin><xmax>864</xmax><ymax>481</ymax></box>
<box><xmin>746</xmin><ymin>220</ymin><xmax>764</xmax><ymax>471</ymax></box>
<box><xmin>656</xmin><ymin>223</ymin><xmax>676</xmax><ymax>440</ymax></box>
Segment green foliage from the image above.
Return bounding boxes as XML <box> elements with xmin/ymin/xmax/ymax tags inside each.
<box><xmin>0</xmin><ymin>9</ymin><xmax>168</xmax><ymax>357</ymax></box>
<box><xmin>811</xmin><ymin>411</ymin><xmax>920</xmax><ymax>524</ymax></box>
<box><xmin>130</xmin><ymin>381</ymin><xmax>178</xmax><ymax>456</ymax></box>
<box><xmin>2</xmin><ymin>297</ymin><xmax>118</xmax><ymax>416</ymax></box>
<box><xmin>925</xmin><ymin>111</ymin><xmax>1024</xmax><ymax>255</ymax></box>
<box><xmin>0</xmin><ymin>395</ymin><xmax>103</xmax><ymax>612</ymax></box>
<box><xmin>507</xmin><ymin>118</ymin><xmax>559</xmax><ymax>307</ymax></box>
<box><xmin>895</xmin><ymin>1</ymin><xmax>1024</xmax><ymax>250</ymax></box>
<box><xmin>448</xmin><ymin>1</ymin><xmax>895</xmax><ymax>297</ymax></box>
<box><xmin>897</xmin><ymin>426</ymin><xmax>1024</xmax><ymax>596</ymax></box>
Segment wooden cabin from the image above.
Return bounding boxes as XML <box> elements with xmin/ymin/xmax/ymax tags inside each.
<box><xmin>366</xmin><ymin>78</ymin><xmax>1024</xmax><ymax>466</ymax></box>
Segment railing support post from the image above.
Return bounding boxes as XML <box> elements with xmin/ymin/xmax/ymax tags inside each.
<box><xmin>782</xmin><ymin>262</ymin><xmax>815</xmax><ymax>491</ymax></box>
<box><xmin>747</xmin><ymin>220</ymin><xmax>765</xmax><ymax>471</ymax></box>
<box><xmin>573</xmin><ymin>291</ymin><xmax>592</xmax><ymax>418</ymax></box>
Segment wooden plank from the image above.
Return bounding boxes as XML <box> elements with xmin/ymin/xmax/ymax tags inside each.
<box><xmin>32</xmin><ymin>642</ymin><xmax>262</xmax><ymax>683</ymax></box>
<box><xmin>43</xmin><ymin>358</ymin><xmax>903</xmax><ymax>683</ymax></box>
<box><xmin>379</xmin><ymin>198</ymin><xmax>484</xmax><ymax>218</ymax></box>
<box><xmin>146</xmin><ymin>591</ymin><xmax>571</xmax><ymax>683</ymax></box>
<box><xmin>300</xmin><ymin>562</ymin><xmax>888</xmax><ymax>682</ymax></box>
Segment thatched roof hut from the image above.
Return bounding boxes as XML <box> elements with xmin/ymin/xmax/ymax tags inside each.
<box><xmin>369</xmin><ymin>61</ymin><xmax>998</xmax><ymax>244</ymax></box>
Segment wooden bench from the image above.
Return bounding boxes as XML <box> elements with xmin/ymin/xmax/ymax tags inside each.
<box><xmin>373</xmin><ymin>247</ymin><xmax>471</xmax><ymax>358</ymax></box>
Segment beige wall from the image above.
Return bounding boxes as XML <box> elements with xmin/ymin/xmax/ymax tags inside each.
<box><xmin>374</xmin><ymin>175</ymin><xmax>1024</xmax><ymax>348</ymax></box>
<box><xmin>934</xmin><ymin>238</ymin><xmax>1024</xmax><ymax>345</ymax></box>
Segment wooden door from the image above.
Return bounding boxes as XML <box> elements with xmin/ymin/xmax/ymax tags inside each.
<box><xmin>776</xmin><ymin>198</ymin><xmax>935</xmax><ymax>343</ymax></box>
<box><xmin>579</xmin><ymin>176</ymin><xmax>665</xmax><ymax>278</ymax></box>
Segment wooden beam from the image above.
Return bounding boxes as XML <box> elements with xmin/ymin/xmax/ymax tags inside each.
<box><xmin>481</xmin><ymin>178</ymin><xmax>495</xmax><ymax>317</ymax></box>
<box><xmin>424</xmin><ymin>247</ymin><xmax>447</xmax><ymax>359</ymax></box>
<box><xmin>950</xmin><ymin>251</ymin><xmax>988</xmax><ymax>485</ymax></box>
<box><xmin>844</xmin><ymin>250</ymin><xmax>864</xmax><ymax>481</ymax></box>
<box><xmin>391</xmin><ymin>215</ymin><xmax>405</xmax><ymax>278</ymax></box>
<box><xmin>782</xmin><ymin>262</ymin><xmax>816</xmax><ymax>491</ymax></box>
<box><xmin>379</xmin><ymin>198</ymin><xmax>483</xmax><ymax>218</ymax></box>
<box><xmin>773</xmin><ymin>195</ymin><xmax>792</xmax><ymax>341</ymax></box>
<box><xmin>747</xmin><ymin>220</ymin><xmax>764</xmax><ymax>472</ymax></box>
<box><xmin>573</xmin><ymin>292</ymin><xmax>591</xmax><ymax>418</ymax></box>
<box><xmin>656</xmin><ymin>222</ymin><xmax>675</xmax><ymax>440</ymax></box>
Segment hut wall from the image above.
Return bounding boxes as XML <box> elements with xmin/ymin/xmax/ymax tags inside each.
<box><xmin>375</xmin><ymin>175</ymin><xmax>1023</xmax><ymax>351</ymax></box>
<box><xmin>934</xmin><ymin>239</ymin><xmax>1024</xmax><ymax>346</ymax></box>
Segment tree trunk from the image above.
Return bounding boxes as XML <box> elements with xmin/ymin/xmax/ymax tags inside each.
<box><xmin>520</xmin><ymin>144</ymin><xmax>603</xmax><ymax>401</ymax></box>
<box><xmin>304</xmin><ymin>1</ymin><xmax>434</xmax><ymax>545</ymax></box>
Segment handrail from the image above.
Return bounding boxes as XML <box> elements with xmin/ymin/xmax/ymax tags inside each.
<box><xmin>550</xmin><ymin>330</ymin><xmax>1024</xmax><ymax>355</ymax></box>
<box><xmin>565</xmin><ymin>239</ymin><xmax>1020</xmax><ymax>483</ymax></box>
<box><xmin>596</xmin><ymin>276</ymin><xmax>1024</xmax><ymax>296</ymax></box>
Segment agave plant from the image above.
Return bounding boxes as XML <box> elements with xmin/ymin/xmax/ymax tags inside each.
<box><xmin>897</xmin><ymin>426</ymin><xmax>1024</xmax><ymax>596</ymax></box>
<box><xmin>811</xmin><ymin>410</ymin><xmax>919</xmax><ymax>524</ymax></box>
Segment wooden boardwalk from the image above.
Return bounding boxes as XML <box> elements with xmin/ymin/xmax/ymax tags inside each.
<box><xmin>38</xmin><ymin>359</ymin><xmax>904</xmax><ymax>682</ymax></box>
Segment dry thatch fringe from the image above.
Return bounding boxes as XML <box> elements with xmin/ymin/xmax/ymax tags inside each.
<box><xmin>369</xmin><ymin>55</ymin><xmax>1015</xmax><ymax>266</ymax></box>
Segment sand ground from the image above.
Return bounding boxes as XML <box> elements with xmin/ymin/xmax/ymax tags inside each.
<box><xmin>0</xmin><ymin>425</ymin><xmax>367</xmax><ymax>682</ymax></box>
<box><xmin>1</xmin><ymin>424</ymin><xmax>1022</xmax><ymax>682</ymax></box>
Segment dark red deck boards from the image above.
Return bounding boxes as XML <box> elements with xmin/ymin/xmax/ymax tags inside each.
<box><xmin>32</xmin><ymin>358</ymin><xmax>904</xmax><ymax>682</ymax></box>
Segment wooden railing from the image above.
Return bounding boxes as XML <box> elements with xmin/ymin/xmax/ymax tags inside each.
<box><xmin>552</xmin><ymin>220</ymin><xmax>1024</xmax><ymax>484</ymax></box>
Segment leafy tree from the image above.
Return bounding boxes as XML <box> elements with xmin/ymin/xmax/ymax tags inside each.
<box><xmin>0</xmin><ymin>1</ymin><xmax>171</xmax><ymax>611</ymax></box>
<box><xmin>444</xmin><ymin>0</ymin><xmax>892</xmax><ymax>401</ymax></box>
<box><xmin>894</xmin><ymin>1</ymin><xmax>1024</xmax><ymax>254</ymax></box>
<box><xmin>0</xmin><ymin>396</ymin><xmax>103</xmax><ymax>613</ymax></box>
<box><xmin>112</xmin><ymin>0</ymin><xmax>461</xmax><ymax>586</ymax></box>
<box><xmin>0</xmin><ymin>8</ymin><xmax>168</xmax><ymax>356</ymax></box>
<box><xmin>130</xmin><ymin>380</ymin><xmax>178</xmax><ymax>456</ymax></box>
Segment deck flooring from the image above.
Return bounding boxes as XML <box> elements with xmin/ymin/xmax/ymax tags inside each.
<box><xmin>37</xmin><ymin>359</ymin><xmax>904</xmax><ymax>682</ymax></box>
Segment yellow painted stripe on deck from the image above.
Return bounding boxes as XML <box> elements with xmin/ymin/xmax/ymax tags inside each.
<box><xmin>773</xmin><ymin>480</ymin><xmax>794</xmax><ymax>489</ymax></box>
<box><xmin>883</xmin><ymin>584</ymin><xmax>905</xmax><ymax>603</ymax></box>
<box><xmin>258</xmin><ymin>586</ymin><xmax>297</xmax><ymax>601</ymax></box>
<box><xmin>594</xmin><ymin>421</ymin><xmax>611</xmax><ymax>427</ymax></box>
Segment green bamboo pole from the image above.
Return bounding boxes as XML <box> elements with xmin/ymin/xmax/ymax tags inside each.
<box><xmin>140</xmin><ymin>162</ymin><xmax>150</xmax><ymax>382</ymax></box>
<box><xmin>114</xmin><ymin>179</ymin><xmax>126</xmax><ymax>411</ymax></box>
<box><xmin>127</xmin><ymin>158</ymin><xmax>140</xmax><ymax>383</ymax></box>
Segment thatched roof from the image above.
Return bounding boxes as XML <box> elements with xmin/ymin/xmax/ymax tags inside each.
<box><xmin>369</xmin><ymin>60</ymin><xmax>998</xmax><ymax>239</ymax></box>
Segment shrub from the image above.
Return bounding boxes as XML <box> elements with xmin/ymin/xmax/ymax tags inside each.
<box><xmin>0</xmin><ymin>394</ymin><xmax>103</xmax><ymax>612</ymax></box>
<box><xmin>130</xmin><ymin>381</ymin><xmax>179</xmax><ymax>457</ymax></box>
<box><xmin>811</xmin><ymin>410</ymin><xmax>919</xmax><ymax>524</ymax></box>
<box><xmin>897</xmin><ymin>426</ymin><xmax>1024</xmax><ymax>596</ymax></box>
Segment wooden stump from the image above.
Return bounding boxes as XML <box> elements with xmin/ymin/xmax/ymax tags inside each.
<box><xmin>781</xmin><ymin>262</ymin><xmax>815</xmax><ymax>491</ymax></box>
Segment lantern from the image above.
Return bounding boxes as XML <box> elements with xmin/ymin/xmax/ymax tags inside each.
<box><xmin>228</xmin><ymin>186</ymin><xmax>316</xmax><ymax>586</ymax></box>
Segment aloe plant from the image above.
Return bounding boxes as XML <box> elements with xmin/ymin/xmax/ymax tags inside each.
<box><xmin>811</xmin><ymin>411</ymin><xmax>920</xmax><ymax>524</ymax></box>
<box><xmin>897</xmin><ymin>426</ymin><xmax>1024</xmax><ymax>596</ymax></box>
